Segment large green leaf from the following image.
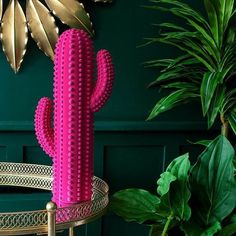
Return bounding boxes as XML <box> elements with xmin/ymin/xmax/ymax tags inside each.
<box><xmin>181</xmin><ymin>220</ymin><xmax>221</xmax><ymax>236</ymax></box>
<box><xmin>147</xmin><ymin>89</ymin><xmax>197</xmax><ymax>120</ymax></box>
<box><xmin>190</xmin><ymin>135</ymin><xmax>236</xmax><ymax>226</ymax></box>
<box><xmin>203</xmin><ymin>221</ymin><xmax>221</xmax><ymax>235</ymax></box>
<box><xmin>157</xmin><ymin>153</ymin><xmax>191</xmax><ymax>221</ymax></box>
<box><xmin>110</xmin><ymin>189</ymin><xmax>162</xmax><ymax>224</ymax></box>
<box><xmin>219</xmin><ymin>223</ymin><xmax>236</xmax><ymax>236</ymax></box>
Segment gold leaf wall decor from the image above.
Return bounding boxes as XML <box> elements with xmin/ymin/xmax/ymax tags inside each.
<box><xmin>1</xmin><ymin>0</ymin><xmax>28</xmax><ymax>73</ymax></box>
<box><xmin>45</xmin><ymin>0</ymin><xmax>94</xmax><ymax>36</ymax></box>
<box><xmin>0</xmin><ymin>0</ymin><xmax>112</xmax><ymax>73</ymax></box>
<box><xmin>0</xmin><ymin>0</ymin><xmax>3</xmax><ymax>21</ymax></box>
<box><xmin>26</xmin><ymin>0</ymin><xmax>58</xmax><ymax>60</ymax></box>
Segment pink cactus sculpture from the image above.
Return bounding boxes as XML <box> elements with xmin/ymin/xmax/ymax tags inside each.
<box><xmin>34</xmin><ymin>29</ymin><xmax>114</xmax><ymax>208</ymax></box>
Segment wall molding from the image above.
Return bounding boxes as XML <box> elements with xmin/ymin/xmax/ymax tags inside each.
<box><xmin>0</xmin><ymin>121</ymin><xmax>211</xmax><ymax>132</ymax></box>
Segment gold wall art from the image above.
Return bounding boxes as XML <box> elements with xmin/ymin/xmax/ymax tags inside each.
<box><xmin>0</xmin><ymin>0</ymin><xmax>112</xmax><ymax>73</ymax></box>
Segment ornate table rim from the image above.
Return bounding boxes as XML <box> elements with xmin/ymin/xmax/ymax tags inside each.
<box><xmin>0</xmin><ymin>162</ymin><xmax>109</xmax><ymax>235</ymax></box>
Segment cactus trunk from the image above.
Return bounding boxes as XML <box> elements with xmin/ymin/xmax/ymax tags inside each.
<box><xmin>35</xmin><ymin>29</ymin><xmax>114</xmax><ymax>208</ymax></box>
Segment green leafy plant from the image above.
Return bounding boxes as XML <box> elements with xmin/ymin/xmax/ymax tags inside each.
<box><xmin>111</xmin><ymin>136</ymin><xmax>236</xmax><ymax>235</ymax></box>
<box><xmin>144</xmin><ymin>0</ymin><xmax>236</xmax><ymax>135</ymax></box>
<box><xmin>110</xmin><ymin>0</ymin><xmax>236</xmax><ymax>235</ymax></box>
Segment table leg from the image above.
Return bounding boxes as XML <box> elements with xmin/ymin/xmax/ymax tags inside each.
<box><xmin>46</xmin><ymin>202</ymin><xmax>57</xmax><ymax>236</ymax></box>
<box><xmin>69</xmin><ymin>227</ymin><xmax>74</xmax><ymax>236</ymax></box>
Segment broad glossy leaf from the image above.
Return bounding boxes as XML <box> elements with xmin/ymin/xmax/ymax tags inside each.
<box><xmin>157</xmin><ymin>172</ymin><xmax>176</xmax><ymax>197</ymax></box>
<box><xmin>147</xmin><ymin>89</ymin><xmax>197</xmax><ymax>120</ymax></box>
<box><xmin>26</xmin><ymin>0</ymin><xmax>59</xmax><ymax>60</ymax></box>
<box><xmin>219</xmin><ymin>223</ymin><xmax>236</xmax><ymax>236</ymax></box>
<box><xmin>1</xmin><ymin>0</ymin><xmax>28</xmax><ymax>73</ymax></box>
<box><xmin>157</xmin><ymin>153</ymin><xmax>191</xmax><ymax>221</ymax></box>
<box><xmin>110</xmin><ymin>189</ymin><xmax>162</xmax><ymax>224</ymax></box>
<box><xmin>181</xmin><ymin>220</ymin><xmax>221</xmax><ymax>236</ymax></box>
<box><xmin>190</xmin><ymin>135</ymin><xmax>236</xmax><ymax>225</ymax></box>
<box><xmin>204</xmin><ymin>221</ymin><xmax>221</xmax><ymax>235</ymax></box>
<box><xmin>230</xmin><ymin>214</ymin><xmax>236</xmax><ymax>223</ymax></box>
<box><xmin>45</xmin><ymin>0</ymin><xmax>93</xmax><ymax>35</ymax></box>
<box><xmin>200</xmin><ymin>72</ymin><xmax>225</xmax><ymax>116</ymax></box>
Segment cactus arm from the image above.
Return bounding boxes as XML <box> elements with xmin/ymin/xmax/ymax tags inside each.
<box><xmin>90</xmin><ymin>49</ymin><xmax>114</xmax><ymax>112</ymax></box>
<box><xmin>34</xmin><ymin>97</ymin><xmax>55</xmax><ymax>158</ymax></box>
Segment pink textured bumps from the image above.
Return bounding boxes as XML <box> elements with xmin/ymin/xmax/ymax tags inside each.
<box><xmin>34</xmin><ymin>29</ymin><xmax>114</xmax><ymax>207</ymax></box>
<box><xmin>35</xmin><ymin>98</ymin><xmax>55</xmax><ymax>158</ymax></box>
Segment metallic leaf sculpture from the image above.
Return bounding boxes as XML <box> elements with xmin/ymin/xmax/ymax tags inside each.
<box><xmin>26</xmin><ymin>0</ymin><xmax>58</xmax><ymax>60</ymax></box>
<box><xmin>0</xmin><ymin>0</ymin><xmax>112</xmax><ymax>73</ymax></box>
<box><xmin>1</xmin><ymin>0</ymin><xmax>28</xmax><ymax>73</ymax></box>
<box><xmin>45</xmin><ymin>0</ymin><xmax>94</xmax><ymax>36</ymax></box>
<box><xmin>0</xmin><ymin>0</ymin><xmax>2</xmax><ymax>20</ymax></box>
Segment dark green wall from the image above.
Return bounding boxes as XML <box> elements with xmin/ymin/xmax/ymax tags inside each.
<box><xmin>0</xmin><ymin>0</ymin><xmax>217</xmax><ymax>235</ymax></box>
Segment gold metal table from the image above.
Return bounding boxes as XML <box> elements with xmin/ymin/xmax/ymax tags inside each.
<box><xmin>0</xmin><ymin>162</ymin><xmax>109</xmax><ymax>236</ymax></box>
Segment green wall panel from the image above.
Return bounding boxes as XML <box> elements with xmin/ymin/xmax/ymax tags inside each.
<box><xmin>0</xmin><ymin>146</ymin><xmax>6</xmax><ymax>161</ymax></box>
<box><xmin>104</xmin><ymin>145</ymin><xmax>164</xmax><ymax>192</ymax></box>
<box><xmin>0</xmin><ymin>0</ymin><xmax>217</xmax><ymax>235</ymax></box>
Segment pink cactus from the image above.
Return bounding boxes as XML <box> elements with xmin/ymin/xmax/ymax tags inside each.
<box><xmin>34</xmin><ymin>29</ymin><xmax>114</xmax><ymax>208</ymax></box>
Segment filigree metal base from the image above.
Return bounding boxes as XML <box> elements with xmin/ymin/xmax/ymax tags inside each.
<box><xmin>0</xmin><ymin>162</ymin><xmax>109</xmax><ymax>236</ymax></box>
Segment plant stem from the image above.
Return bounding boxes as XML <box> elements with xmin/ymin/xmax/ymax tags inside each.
<box><xmin>220</xmin><ymin>115</ymin><xmax>229</xmax><ymax>138</ymax></box>
<box><xmin>162</xmin><ymin>213</ymin><xmax>173</xmax><ymax>236</ymax></box>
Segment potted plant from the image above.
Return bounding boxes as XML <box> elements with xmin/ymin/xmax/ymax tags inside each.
<box><xmin>110</xmin><ymin>0</ymin><xmax>236</xmax><ymax>235</ymax></box>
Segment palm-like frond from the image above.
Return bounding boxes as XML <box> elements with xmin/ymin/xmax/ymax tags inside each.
<box><xmin>147</xmin><ymin>0</ymin><xmax>236</xmax><ymax>131</ymax></box>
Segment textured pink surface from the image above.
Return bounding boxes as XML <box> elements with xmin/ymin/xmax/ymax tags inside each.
<box><xmin>35</xmin><ymin>98</ymin><xmax>55</xmax><ymax>158</ymax></box>
<box><xmin>34</xmin><ymin>29</ymin><xmax>114</xmax><ymax>207</ymax></box>
<box><xmin>91</xmin><ymin>50</ymin><xmax>114</xmax><ymax>112</ymax></box>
